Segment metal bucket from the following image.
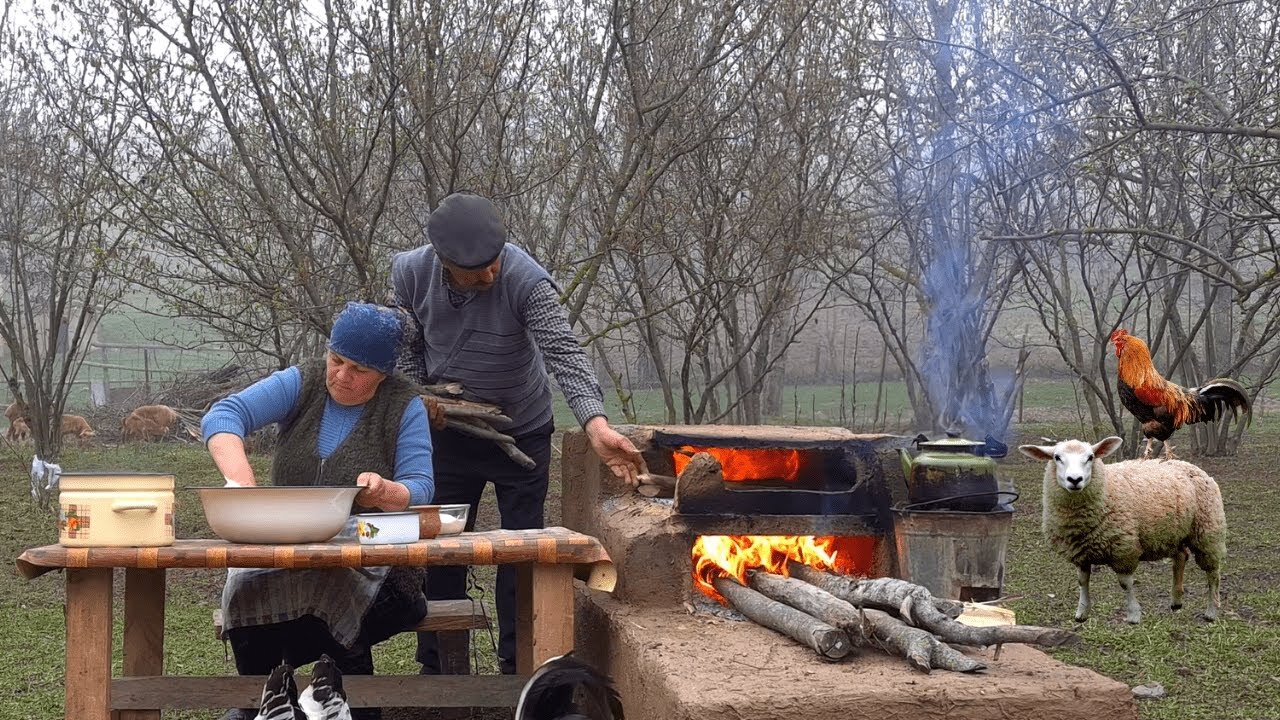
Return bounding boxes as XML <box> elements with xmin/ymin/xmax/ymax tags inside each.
<box><xmin>892</xmin><ymin>492</ymin><xmax>1017</xmax><ymax>602</ymax></box>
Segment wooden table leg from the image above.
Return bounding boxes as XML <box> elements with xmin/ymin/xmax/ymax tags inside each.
<box><xmin>515</xmin><ymin>563</ymin><xmax>574</xmax><ymax>674</ymax></box>
<box><xmin>66</xmin><ymin>568</ymin><xmax>113</xmax><ymax>720</ymax></box>
<box><xmin>119</xmin><ymin>569</ymin><xmax>165</xmax><ymax>720</ymax></box>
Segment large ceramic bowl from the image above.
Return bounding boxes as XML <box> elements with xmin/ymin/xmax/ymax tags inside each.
<box><xmin>191</xmin><ymin>486</ymin><xmax>362</xmax><ymax>544</ymax></box>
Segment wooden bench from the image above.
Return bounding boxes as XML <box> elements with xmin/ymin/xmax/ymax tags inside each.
<box><xmin>214</xmin><ymin>598</ymin><xmax>490</xmax><ymax>674</ymax></box>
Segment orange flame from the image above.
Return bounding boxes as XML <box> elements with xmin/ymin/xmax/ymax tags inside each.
<box><xmin>691</xmin><ymin>535</ymin><xmax>877</xmax><ymax>604</ymax></box>
<box><xmin>672</xmin><ymin>446</ymin><xmax>801</xmax><ymax>481</ymax></box>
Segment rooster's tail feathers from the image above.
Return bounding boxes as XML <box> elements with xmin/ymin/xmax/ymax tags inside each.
<box><xmin>515</xmin><ymin>653</ymin><xmax>624</xmax><ymax>720</ymax></box>
<box><xmin>1193</xmin><ymin>378</ymin><xmax>1253</xmax><ymax>426</ymax></box>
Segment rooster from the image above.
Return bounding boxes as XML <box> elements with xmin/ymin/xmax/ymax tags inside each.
<box><xmin>515</xmin><ymin>652</ymin><xmax>624</xmax><ymax>720</ymax></box>
<box><xmin>1109</xmin><ymin>328</ymin><xmax>1251</xmax><ymax>459</ymax></box>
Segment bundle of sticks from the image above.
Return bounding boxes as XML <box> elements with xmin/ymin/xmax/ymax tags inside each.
<box><xmin>421</xmin><ymin>384</ymin><xmax>535</xmax><ymax>470</ymax></box>
<box><xmin>713</xmin><ymin>563</ymin><xmax>1079</xmax><ymax>673</ymax></box>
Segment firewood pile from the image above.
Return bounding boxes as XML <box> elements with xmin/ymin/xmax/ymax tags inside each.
<box><xmin>420</xmin><ymin>383</ymin><xmax>534</xmax><ymax>469</ymax></box>
<box><xmin>150</xmin><ymin>364</ymin><xmax>261</xmax><ymax>411</ymax></box>
<box><xmin>715</xmin><ymin>563</ymin><xmax>1078</xmax><ymax>673</ymax></box>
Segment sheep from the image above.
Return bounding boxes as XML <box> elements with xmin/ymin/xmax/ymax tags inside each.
<box><xmin>60</xmin><ymin>414</ymin><xmax>96</xmax><ymax>439</ymax></box>
<box><xmin>4</xmin><ymin>400</ymin><xmax>25</xmax><ymax>423</ymax></box>
<box><xmin>1018</xmin><ymin>436</ymin><xmax>1225</xmax><ymax>624</ymax></box>
<box><xmin>6</xmin><ymin>417</ymin><xmax>30</xmax><ymax>443</ymax></box>
<box><xmin>121</xmin><ymin>404</ymin><xmax>181</xmax><ymax>442</ymax></box>
<box><xmin>5</xmin><ymin>414</ymin><xmax>95</xmax><ymax>441</ymax></box>
<box><xmin>5</xmin><ymin>401</ymin><xmax>27</xmax><ymax>440</ymax></box>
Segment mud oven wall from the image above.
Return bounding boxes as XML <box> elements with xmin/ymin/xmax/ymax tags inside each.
<box><xmin>559</xmin><ymin>424</ymin><xmax>1140</xmax><ymax>720</ymax></box>
<box><xmin>560</xmin><ymin>424</ymin><xmax>914</xmax><ymax>606</ymax></box>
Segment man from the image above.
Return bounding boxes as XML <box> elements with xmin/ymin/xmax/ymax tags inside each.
<box><xmin>391</xmin><ymin>192</ymin><xmax>643</xmax><ymax>675</ymax></box>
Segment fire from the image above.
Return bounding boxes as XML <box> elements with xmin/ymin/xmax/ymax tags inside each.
<box><xmin>673</xmin><ymin>446</ymin><xmax>800</xmax><ymax>481</ymax></box>
<box><xmin>692</xmin><ymin>535</ymin><xmax>877</xmax><ymax>604</ymax></box>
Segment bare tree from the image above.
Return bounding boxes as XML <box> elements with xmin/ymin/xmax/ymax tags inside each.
<box><xmin>63</xmin><ymin>0</ymin><xmax>412</xmax><ymax>365</ymax></box>
<box><xmin>995</xmin><ymin>0</ymin><xmax>1280</xmax><ymax>453</ymax></box>
<box><xmin>0</xmin><ymin>9</ymin><xmax>142</xmax><ymax>487</ymax></box>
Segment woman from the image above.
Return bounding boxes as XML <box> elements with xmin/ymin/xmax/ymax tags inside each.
<box><xmin>201</xmin><ymin>302</ymin><xmax>433</xmax><ymax>720</ymax></box>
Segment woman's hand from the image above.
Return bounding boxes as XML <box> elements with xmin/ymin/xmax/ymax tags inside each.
<box><xmin>208</xmin><ymin>434</ymin><xmax>257</xmax><ymax>487</ymax></box>
<box><xmin>356</xmin><ymin>472</ymin><xmax>411</xmax><ymax>510</ymax></box>
<box><xmin>584</xmin><ymin>416</ymin><xmax>645</xmax><ymax>486</ymax></box>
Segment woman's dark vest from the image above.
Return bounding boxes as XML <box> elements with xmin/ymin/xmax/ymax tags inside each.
<box><xmin>270</xmin><ymin>359</ymin><xmax>419</xmax><ymax>511</ymax></box>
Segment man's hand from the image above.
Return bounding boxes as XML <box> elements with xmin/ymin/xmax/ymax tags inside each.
<box><xmin>422</xmin><ymin>396</ymin><xmax>447</xmax><ymax>431</ymax></box>
<box><xmin>584</xmin><ymin>416</ymin><xmax>645</xmax><ymax>486</ymax></box>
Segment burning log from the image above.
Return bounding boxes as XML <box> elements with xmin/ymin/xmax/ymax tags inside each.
<box><xmin>712</xmin><ymin>577</ymin><xmax>851</xmax><ymax>661</ymax></box>
<box><xmin>747</xmin><ymin>571</ymin><xmax>985</xmax><ymax>673</ymax></box>
<box><xmin>786</xmin><ymin>564</ymin><xmax>1078</xmax><ymax>650</ymax></box>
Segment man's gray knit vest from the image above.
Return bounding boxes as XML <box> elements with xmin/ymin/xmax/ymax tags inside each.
<box><xmin>392</xmin><ymin>243</ymin><xmax>554</xmax><ymax>436</ymax></box>
<box><xmin>271</xmin><ymin>359</ymin><xmax>420</xmax><ymax>511</ymax></box>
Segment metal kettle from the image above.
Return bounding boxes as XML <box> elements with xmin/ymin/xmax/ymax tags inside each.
<box><xmin>898</xmin><ymin>433</ymin><xmax>1001</xmax><ymax>511</ymax></box>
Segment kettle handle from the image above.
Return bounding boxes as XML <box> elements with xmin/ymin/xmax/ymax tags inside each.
<box><xmin>901</xmin><ymin>490</ymin><xmax>1020</xmax><ymax>511</ymax></box>
<box><xmin>898</xmin><ymin>447</ymin><xmax>914</xmax><ymax>483</ymax></box>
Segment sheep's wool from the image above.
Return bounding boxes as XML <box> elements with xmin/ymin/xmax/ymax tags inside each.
<box><xmin>1043</xmin><ymin>457</ymin><xmax>1226</xmax><ymax>573</ymax></box>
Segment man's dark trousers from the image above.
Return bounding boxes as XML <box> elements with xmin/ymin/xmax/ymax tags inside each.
<box><xmin>416</xmin><ymin>418</ymin><xmax>554</xmax><ymax>675</ymax></box>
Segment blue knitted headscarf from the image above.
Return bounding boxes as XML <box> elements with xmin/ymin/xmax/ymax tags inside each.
<box><xmin>326</xmin><ymin>302</ymin><xmax>404</xmax><ymax>375</ymax></box>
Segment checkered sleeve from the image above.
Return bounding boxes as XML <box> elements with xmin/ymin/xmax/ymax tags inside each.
<box><xmin>385</xmin><ymin>286</ymin><xmax>429</xmax><ymax>384</ymax></box>
<box><xmin>523</xmin><ymin>279</ymin><xmax>607</xmax><ymax>427</ymax></box>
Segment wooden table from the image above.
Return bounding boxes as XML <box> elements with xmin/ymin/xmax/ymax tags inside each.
<box><xmin>16</xmin><ymin>527</ymin><xmax>615</xmax><ymax>720</ymax></box>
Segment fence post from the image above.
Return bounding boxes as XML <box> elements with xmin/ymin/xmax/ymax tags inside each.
<box><xmin>98</xmin><ymin>335</ymin><xmax>110</xmax><ymax>405</ymax></box>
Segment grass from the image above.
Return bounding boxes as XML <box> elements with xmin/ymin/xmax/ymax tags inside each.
<box><xmin>2</xmin><ymin>382</ymin><xmax>1278</xmax><ymax>719</ymax></box>
<box><xmin>999</xmin><ymin>419</ymin><xmax>1280</xmax><ymax>720</ymax></box>
<box><xmin>0</xmin><ymin>443</ymin><xmax>514</xmax><ymax>720</ymax></box>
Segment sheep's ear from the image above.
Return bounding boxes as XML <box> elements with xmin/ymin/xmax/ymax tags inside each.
<box><xmin>1018</xmin><ymin>444</ymin><xmax>1054</xmax><ymax>461</ymax></box>
<box><xmin>1092</xmin><ymin>436</ymin><xmax>1123</xmax><ymax>459</ymax></box>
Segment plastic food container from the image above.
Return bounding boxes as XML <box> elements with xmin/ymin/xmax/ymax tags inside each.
<box><xmin>59</xmin><ymin>472</ymin><xmax>176</xmax><ymax>547</ymax></box>
<box><xmin>353</xmin><ymin>511</ymin><xmax>420</xmax><ymax>544</ymax></box>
